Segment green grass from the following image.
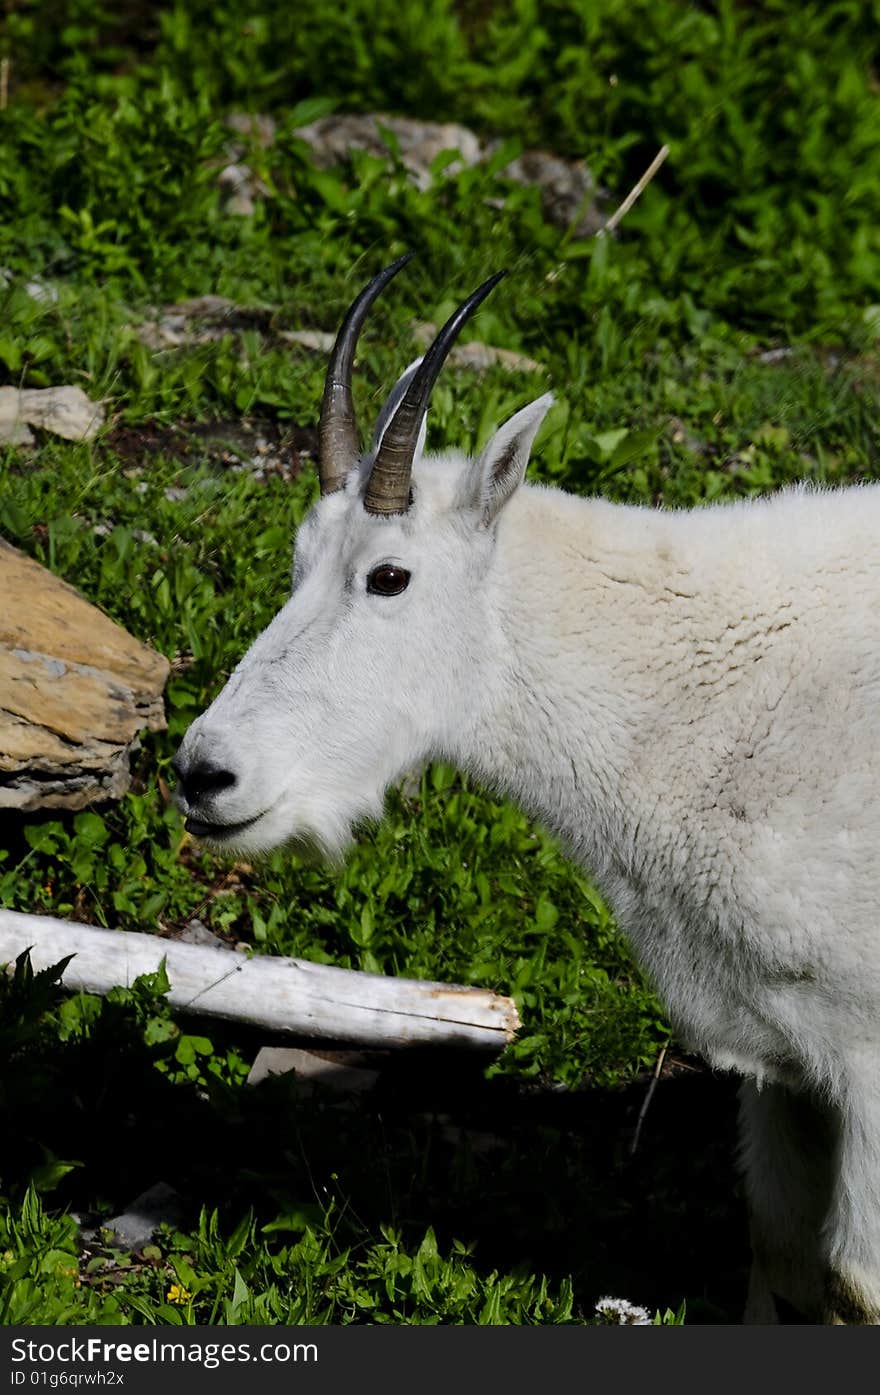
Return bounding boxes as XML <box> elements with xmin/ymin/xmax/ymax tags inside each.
<box><xmin>1</xmin><ymin>0</ymin><xmax>879</xmax><ymax>1326</ymax></box>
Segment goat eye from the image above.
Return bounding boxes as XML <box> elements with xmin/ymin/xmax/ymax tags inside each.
<box><xmin>367</xmin><ymin>564</ymin><xmax>411</xmax><ymax>597</ymax></box>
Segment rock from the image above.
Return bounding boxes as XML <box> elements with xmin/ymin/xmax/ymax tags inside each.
<box><xmin>166</xmin><ymin>295</ymin><xmax>237</xmax><ymax>318</ymax></box>
<box><xmin>411</xmin><ymin>321</ymin><xmax>544</xmax><ymax>375</ymax></box>
<box><xmin>0</xmin><ymin>385</ymin><xmax>105</xmax><ymax>445</ymax></box>
<box><xmin>218</xmin><ymin>111</ymin><xmax>609</xmax><ymax>233</ymax></box>
<box><xmin>282</xmin><ymin>323</ymin><xmax>542</xmax><ymax>372</ymax></box>
<box><xmin>279</xmin><ymin>329</ymin><xmax>337</xmax><ymax>354</ymax></box>
<box><xmin>0</xmin><ymin>400</ymin><xmax>34</xmax><ymax>446</ymax></box>
<box><xmin>0</xmin><ymin>268</ymin><xmax>58</xmax><ymax>303</ymax></box>
<box><xmin>135</xmin><ymin>316</ymin><xmax>187</xmax><ymax>351</ymax></box>
<box><xmin>133</xmin><ymin>262</ymin><xmax>546</xmax><ymax>377</ymax></box>
<box><xmin>226</xmin><ymin>112</ymin><xmax>278</xmax><ymax>148</ymax></box>
<box><xmin>174</xmin><ymin>918</ymin><xmax>237</xmax><ymax>951</ymax></box>
<box><xmin>247</xmin><ymin>1046</ymin><xmax>380</xmax><ymax>1094</ymax></box>
<box><xmin>219</xmin><ymin>116</ymin><xmax>277</xmax><ymax>215</ymax></box>
<box><xmin>295</xmin><ymin>113</ymin><xmax>482</xmax><ymax>192</ymax></box>
<box><xmin>493</xmin><ymin>146</ymin><xmax>607</xmax><ymax>238</ymax></box>
<box><xmin>104</xmin><ymin>1182</ymin><xmax>182</xmax><ymax>1251</ymax></box>
<box><xmin>0</xmin><ymin>540</ymin><xmax>170</xmax><ymax>811</ymax></box>
<box><xmin>217</xmin><ymin>162</ymin><xmax>268</xmax><ymax>216</ymax></box>
<box><xmin>292</xmin><ymin>113</ymin><xmax>608</xmax><ymax>233</ymax></box>
<box><xmin>134</xmin><ymin>297</ymin><xmax>271</xmax><ymax>351</ymax></box>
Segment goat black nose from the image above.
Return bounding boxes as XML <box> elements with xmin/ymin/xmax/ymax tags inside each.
<box><xmin>172</xmin><ymin>755</ymin><xmax>237</xmax><ymax>806</ymax></box>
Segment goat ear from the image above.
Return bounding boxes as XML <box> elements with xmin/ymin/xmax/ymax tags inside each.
<box><xmin>371</xmin><ymin>358</ymin><xmax>428</xmax><ymax>459</ymax></box>
<box><xmin>463</xmin><ymin>392</ymin><xmax>554</xmax><ymax>526</ymax></box>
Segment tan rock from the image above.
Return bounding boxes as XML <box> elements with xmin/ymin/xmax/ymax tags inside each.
<box><xmin>0</xmin><ymin>385</ymin><xmax>105</xmax><ymax>445</ymax></box>
<box><xmin>0</xmin><ymin>540</ymin><xmax>169</xmax><ymax>810</ymax></box>
<box><xmin>0</xmin><ymin>387</ymin><xmax>35</xmax><ymax>446</ymax></box>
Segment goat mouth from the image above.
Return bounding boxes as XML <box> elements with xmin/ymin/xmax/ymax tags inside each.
<box><xmin>184</xmin><ymin>811</ymin><xmax>267</xmax><ymax>841</ymax></box>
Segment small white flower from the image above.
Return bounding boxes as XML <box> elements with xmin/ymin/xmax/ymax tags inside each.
<box><xmin>594</xmin><ymin>1295</ymin><xmax>652</xmax><ymax>1325</ymax></box>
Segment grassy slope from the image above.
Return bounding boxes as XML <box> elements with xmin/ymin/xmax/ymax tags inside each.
<box><xmin>1</xmin><ymin>0</ymin><xmax>879</xmax><ymax>1325</ymax></box>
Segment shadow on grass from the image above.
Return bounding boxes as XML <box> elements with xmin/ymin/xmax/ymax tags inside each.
<box><xmin>1</xmin><ymin>1012</ymin><xmax>748</xmax><ymax>1324</ymax></box>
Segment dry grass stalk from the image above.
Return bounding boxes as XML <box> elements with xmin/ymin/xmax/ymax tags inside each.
<box><xmin>597</xmin><ymin>143</ymin><xmax>670</xmax><ymax>237</ymax></box>
<box><xmin>629</xmin><ymin>1037</ymin><xmax>671</xmax><ymax>1157</ymax></box>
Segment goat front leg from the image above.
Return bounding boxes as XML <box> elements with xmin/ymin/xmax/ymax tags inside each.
<box><xmin>822</xmin><ymin>1060</ymin><xmax>880</xmax><ymax>1323</ymax></box>
<box><xmin>738</xmin><ymin>1077</ymin><xmax>833</xmax><ymax>1323</ymax></box>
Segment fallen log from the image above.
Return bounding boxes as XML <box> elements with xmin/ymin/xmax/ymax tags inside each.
<box><xmin>0</xmin><ymin>909</ymin><xmax>520</xmax><ymax>1051</ymax></box>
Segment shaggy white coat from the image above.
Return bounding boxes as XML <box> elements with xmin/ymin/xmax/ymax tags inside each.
<box><xmin>176</xmin><ymin>391</ymin><xmax>880</xmax><ymax>1323</ymax></box>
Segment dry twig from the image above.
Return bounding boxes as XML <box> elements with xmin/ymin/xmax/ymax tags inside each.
<box><xmin>629</xmin><ymin>1037</ymin><xmax>670</xmax><ymax>1157</ymax></box>
<box><xmin>597</xmin><ymin>144</ymin><xmax>670</xmax><ymax>237</ymax></box>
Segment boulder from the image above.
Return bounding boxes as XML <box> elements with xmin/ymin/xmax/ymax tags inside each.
<box><xmin>0</xmin><ymin>540</ymin><xmax>169</xmax><ymax>811</ymax></box>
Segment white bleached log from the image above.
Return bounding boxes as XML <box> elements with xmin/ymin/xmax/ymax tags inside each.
<box><xmin>0</xmin><ymin>909</ymin><xmax>520</xmax><ymax>1051</ymax></box>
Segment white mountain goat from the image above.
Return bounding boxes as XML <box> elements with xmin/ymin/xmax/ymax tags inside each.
<box><xmin>173</xmin><ymin>255</ymin><xmax>880</xmax><ymax>1324</ymax></box>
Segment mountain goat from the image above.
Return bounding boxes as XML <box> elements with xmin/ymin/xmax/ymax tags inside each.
<box><xmin>173</xmin><ymin>255</ymin><xmax>880</xmax><ymax>1324</ymax></box>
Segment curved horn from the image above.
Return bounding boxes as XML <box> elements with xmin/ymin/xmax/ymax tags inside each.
<box><xmin>363</xmin><ymin>270</ymin><xmax>507</xmax><ymax>517</ymax></box>
<box><xmin>318</xmin><ymin>253</ymin><xmax>414</xmax><ymax>497</ymax></box>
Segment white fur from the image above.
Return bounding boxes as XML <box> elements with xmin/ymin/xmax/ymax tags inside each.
<box><xmin>175</xmin><ymin>388</ymin><xmax>880</xmax><ymax>1323</ymax></box>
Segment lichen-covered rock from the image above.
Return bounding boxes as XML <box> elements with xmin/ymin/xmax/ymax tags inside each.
<box><xmin>0</xmin><ymin>541</ymin><xmax>169</xmax><ymax>810</ymax></box>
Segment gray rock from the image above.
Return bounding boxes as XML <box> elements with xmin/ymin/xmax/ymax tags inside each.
<box><xmin>217</xmin><ymin>162</ymin><xmax>269</xmax><ymax>216</ymax></box>
<box><xmin>291</xmin><ymin>113</ymin><xmax>608</xmax><ymax>234</ymax></box>
<box><xmin>493</xmin><ymin>145</ymin><xmax>607</xmax><ymax>237</ymax></box>
<box><xmin>135</xmin><ymin>296</ymin><xmax>270</xmax><ymax>350</ymax></box>
<box><xmin>104</xmin><ymin>1182</ymin><xmax>183</xmax><ymax>1251</ymax></box>
<box><xmin>218</xmin><ymin>111</ymin><xmax>610</xmax><ymax>234</ymax></box>
<box><xmin>247</xmin><ymin>1046</ymin><xmax>380</xmax><ymax>1094</ymax></box>
<box><xmin>295</xmin><ymin>113</ymin><xmax>482</xmax><ymax>192</ymax></box>
<box><xmin>226</xmin><ymin>112</ymin><xmax>278</xmax><ymax>148</ymax></box>
<box><xmin>177</xmin><ymin>918</ymin><xmax>228</xmax><ymax>950</ymax></box>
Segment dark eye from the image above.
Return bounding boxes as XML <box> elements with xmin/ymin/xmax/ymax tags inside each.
<box><xmin>367</xmin><ymin>564</ymin><xmax>411</xmax><ymax>597</ymax></box>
